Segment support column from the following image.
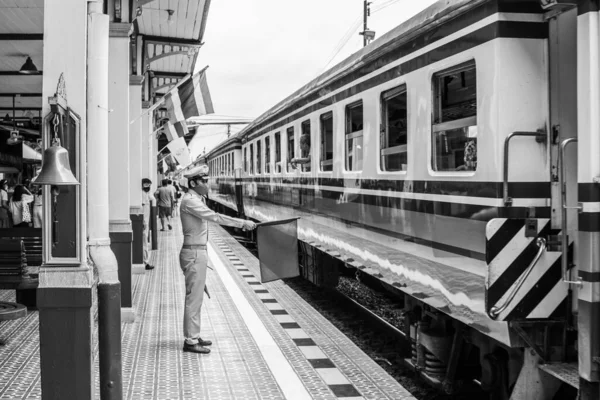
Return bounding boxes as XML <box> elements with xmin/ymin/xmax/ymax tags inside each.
<box><xmin>87</xmin><ymin>4</ymin><xmax>123</xmax><ymax>399</ymax></box>
<box><xmin>108</xmin><ymin>22</ymin><xmax>134</xmax><ymax>321</ymax></box>
<box><xmin>37</xmin><ymin>1</ymin><xmax>95</xmax><ymax>398</ymax></box>
<box><xmin>129</xmin><ymin>76</ymin><xmax>144</xmax><ymax>274</ymax></box>
<box><xmin>141</xmin><ymin>101</ymin><xmax>152</xmax><ymax>183</ymax></box>
<box><xmin>577</xmin><ymin>3</ymin><xmax>600</xmax><ymax>399</ymax></box>
<box><xmin>151</xmin><ymin>119</ymin><xmax>159</xmax><ymax>250</ymax></box>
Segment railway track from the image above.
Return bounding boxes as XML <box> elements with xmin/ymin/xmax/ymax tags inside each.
<box><xmin>221</xmin><ymin>227</ymin><xmax>487</xmax><ymax>400</ymax></box>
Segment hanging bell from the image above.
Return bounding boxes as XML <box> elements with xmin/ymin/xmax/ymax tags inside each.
<box><xmin>32</xmin><ymin>138</ymin><xmax>79</xmax><ymax>185</ymax></box>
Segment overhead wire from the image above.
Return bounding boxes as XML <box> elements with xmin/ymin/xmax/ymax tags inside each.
<box><xmin>319</xmin><ymin>0</ymin><xmax>405</xmax><ymax>72</ymax></box>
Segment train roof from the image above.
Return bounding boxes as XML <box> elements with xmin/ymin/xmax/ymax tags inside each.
<box><xmin>203</xmin><ymin>130</ymin><xmax>243</xmax><ymax>160</ymax></box>
<box><xmin>234</xmin><ymin>0</ymin><xmax>541</xmax><ymax>143</ymax></box>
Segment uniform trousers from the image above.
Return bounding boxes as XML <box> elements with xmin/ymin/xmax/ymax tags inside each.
<box><xmin>143</xmin><ymin>216</ymin><xmax>151</xmax><ymax>264</ymax></box>
<box><xmin>179</xmin><ymin>247</ymin><xmax>208</xmax><ymax>343</ymax></box>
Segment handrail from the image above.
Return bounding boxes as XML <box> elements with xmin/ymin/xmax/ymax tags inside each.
<box><xmin>503</xmin><ymin>131</ymin><xmax>546</xmax><ymax>206</ymax></box>
<box><xmin>558</xmin><ymin>138</ymin><xmax>582</xmax><ymax>285</ymax></box>
<box><xmin>488</xmin><ymin>237</ymin><xmax>547</xmax><ymax>320</ymax></box>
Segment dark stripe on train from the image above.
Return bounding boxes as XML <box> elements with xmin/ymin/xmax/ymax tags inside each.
<box><xmin>208</xmin><ymin>193</ymin><xmax>540</xmax><ymax>260</ymax></box>
<box><xmin>579</xmin><ymin>270</ymin><xmax>600</xmax><ymax>283</ymax></box>
<box><xmin>216</xmin><ymin>180</ymin><xmax>551</xmax><ymax>219</ymax></box>
<box><xmin>212</xmin><ymin>144</ymin><xmax>242</xmax><ymax>158</ymax></box>
<box><xmin>579</xmin><ymin>183</ymin><xmax>600</xmax><ymax>202</ymax></box>
<box><xmin>505</xmin><ymin>255</ymin><xmax>563</xmax><ymax>320</ymax></box>
<box><xmin>486</xmin><ymin>219</ymin><xmax>526</xmax><ymax>264</ymax></box>
<box><xmin>578</xmin><ymin>0</ymin><xmax>600</xmax><ymax>15</ymax></box>
<box><xmin>243</xmin><ymin>1</ymin><xmax>545</xmax><ymax>139</ymax></box>
<box><xmin>227</xmin><ymin>177</ymin><xmax>551</xmax><ymax>199</ymax></box>
<box><xmin>486</xmin><ymin>222</ymin><xmax>552</xmax><ymax>307</ymax></box>
<box><xmin>245</xmin><ymin>20</ymin><xmax>548</xmax><ymax>141</ymax></box>
<box><xmin>579</xmin><ymin>212</ymin><xmax>600</xmax><ymax>232</ymax></box>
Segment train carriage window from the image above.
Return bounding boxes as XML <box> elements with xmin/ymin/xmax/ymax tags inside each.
<box><xmin>275</xmin><ymin>132</ymin><xmax>281</xmax><ymax>173</ymax></box>
<box><xmin>244</xmin><ymin>147</ymin><xmax>247</xmax><ymax>173</ymax></box>
<box><xmin>250</xmin><ymin>143</ymin><xmax>254</xmax><ymax>175</ymax></box>
<box><xmin>300</xmin><ymin>120</ymin><xmax>311</xmax><ymax>172</ymax></box>
<box><xmin>320</xmin><ymin>112</ymin><xmax>333</xmax><ymax>172</ymax></box>
<box><xmin>265</xmin><ymin>136</ymin><xmax>271</xmax><ymax>174</ymax></box>
<box><xmin>286</xmin><ymin>127</ymin><xmax>294</xmax><ymax>172</ymax></box>
<box><xmin>381</xmin><ymin>85</ymin><xmax>408</xmax><ymax>172</ymax></box>
<box><xmin>257</xmin><ymin>140</ymin><xmax>262</xmax><ymax>174</ymax></box>
<box><xmin>432</xmin><ymin>61</ymin><xmax>477</xmax><ymax>172</ymax></box>
<box><xmin>345</xmin><ymin>101</ymin><xmax>363</xmax><ymax>171</ymax></box>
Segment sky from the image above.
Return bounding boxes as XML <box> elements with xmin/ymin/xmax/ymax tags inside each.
<box><xmin>188</xmin><ymin>0</ymin><xmax>438</xmax><ymax>158</ymax></box>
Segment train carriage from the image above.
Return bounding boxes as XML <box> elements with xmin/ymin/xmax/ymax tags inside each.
<box><xmin>200</xmin><ymin>0</ymin><xmax>600</xmax><ymax>398</ymax></box>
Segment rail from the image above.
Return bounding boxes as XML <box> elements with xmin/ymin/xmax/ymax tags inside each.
<box><xmin>503</xmin><ymin>131</ymin><xmax>546</xmax><ymax>206</ymax></box>
<box><xmin>559</xmin><ymin>138</ymin><xmax>582</xmax><ymax>285</ymax></box>
<box><xmin>488</xmin><ymin>237</ymin><xmax>546</xmax><ymax>319</ymax></box>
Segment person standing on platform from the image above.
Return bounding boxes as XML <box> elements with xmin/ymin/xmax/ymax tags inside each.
<box><xmin>0</xmin><ymin>180</ymin><xmax>10</xmax><ymax>228</ymax></box>
<box><xmin>178</xmin><ymin>165</ymin><xmax>256</xmax><ymax>354</ymax></box>
<box><xmin>142</xmin><ymin>178</ymin><xmax>155</xmax><ymax>270</ymax></box>
<box><xmin>32</xmin><ymin>184</ymin><xmax>43</xmax><ymax>229</ymax></box>
<box><xmin>154</xmin><ymin>179</ymin><xmax>174</xmax><ymax>231</ymax></box>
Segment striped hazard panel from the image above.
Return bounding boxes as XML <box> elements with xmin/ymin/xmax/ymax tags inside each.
<box><xmin>485</xmin><ymin>218</ymin><xmax>573</xmax><ymax>321</ymax></box>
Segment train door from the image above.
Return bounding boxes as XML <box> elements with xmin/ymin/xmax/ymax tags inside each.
<box><xmin>548</xmin><ymin>7</ymin><xmax>578</xmax><ymax>302</ymax></box>
<box><xmin>549</xmin><ymin>8</ymin><xmax>578</xmax><ymax>232</ymax></box>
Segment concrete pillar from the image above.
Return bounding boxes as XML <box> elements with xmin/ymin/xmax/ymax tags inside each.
<box><xmin>37</xmin><ymin>0</ymin><xmax>94</xmax><ymax>398</ymax></box>
<box><xmin>129</xmin><ymin>77</ymin><xmax>144</xmax><ymax>274</ymax></box>
<box><xmin>141</xmin><ymin>101</ymin><xmax>152</xmax><ymax>184</ymax></box>
<box><xmin>108</xmin><ymin>22</ymin><xmax>134</xmax><ymax>321</ymax></box>
<box><xmin>577</xmin><ymin>3</ymin><xmax>600</xmax><ymax>399</ymax></box>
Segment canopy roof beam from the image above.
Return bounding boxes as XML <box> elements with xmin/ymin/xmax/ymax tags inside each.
<box><xmin>150</xmin><ymin>71</ymin><xmax>186</xmax><ymax>79</ymax></box>
<box><xmin>0</xmin><ymin>93</ymin><xmax>42</xmax><ymax>97</ymax></box>
<box><xmin>144</xmin><ymin>35</ymin><xmax>202</xmax><ymax>47</ymax></box>
<box><xmin>0</xmin><ymin>34</ymin><xmax>43</xmax><ymax>41</ymax></box>
<box><xmin>0</xmin><ymin>71</ymin><xmax>43</xmax><ymax>76</ymax></box>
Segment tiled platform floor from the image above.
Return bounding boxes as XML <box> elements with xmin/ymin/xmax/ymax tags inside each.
<box><xmin>0</xmin><ymin>219</ymin><xmax>415</xmax><ymax>399</ymax></box>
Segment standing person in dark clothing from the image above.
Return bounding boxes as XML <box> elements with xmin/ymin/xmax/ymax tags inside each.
<box><xmin>154</xmin><ymin>179</ymin><xmax>174</xmax><ymax>231</ymax></box>
<box><xmin>178</xmin><ymin>165</ymin><xmax>256</xmax><ymax>354</ymax></box>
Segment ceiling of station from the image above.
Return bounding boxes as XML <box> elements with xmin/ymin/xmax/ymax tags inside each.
<box><xmin>137</xmin><ymin>0</ymin><xmax>210</xmax><ymax>41</ymax></box>
<box><xmin>0</xmin><ymin>0</ymin><xmax>212</xmax><ymax>115</ymax></box>
<box><xmin>137</xmin><ymin>0</ymin><xmax>212</xmax><ymax>98</ymax></box>
<box><xmin>0</xmin><ymin>0</ymin><xmax>44</xmax><ymax>112</ymax></box>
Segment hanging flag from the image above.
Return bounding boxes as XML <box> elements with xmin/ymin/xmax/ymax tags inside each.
<box><xmin>162</xmin><ymin>158</ymin><xmax>168</xmax><ymax>174</ymax></box>
<box><xmin>165</xmin><ymin>69</ymin><xmax>214</xmax><ymax>124</ymax></box>
<box><xmin>164</xmin><ymin>120</ymin><xmax>188</xmax><ymax>142</ymax></box>
<box><xmin>256</xmin><ymin>218</ymin><xmax>300</xmax><ymax>283</ymax></box>
<box><xmin>167</xmin><ymin>137</ymin><xmax>192</xmax><ymax>167</ymax></box>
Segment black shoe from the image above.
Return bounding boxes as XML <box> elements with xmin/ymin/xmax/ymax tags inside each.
<box><xmin>145</xmin><ymin>264</ymin><xmax>154</xmax><ymax>270</ymax></box>
<box><xmin>183</xmin><ymin>342</ymin><xmax>210</xmax><ymax>354</ymax></box>
<box><xmin>160</xmin><ymin>228</ymin><xmax>165</xmax><ymax>231</ymax></box>
<box><xmin>168</xmin><ymin>224</ymin><xmax>172</xmax><ymax>230</ymax></box>
<box><xmin>195</xmin><ymin>338</ymin><xmax>212</xmax><ymax>346</ymax></box>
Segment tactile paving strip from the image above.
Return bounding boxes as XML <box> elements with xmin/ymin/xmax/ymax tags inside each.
<box><xmin>209</xmin><ymin>224</ymin><xmax>416</xmax><ymax>400</ymax></box>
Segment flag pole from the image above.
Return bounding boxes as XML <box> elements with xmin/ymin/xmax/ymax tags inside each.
<box><xmin>129</xmin><ymin>74</ymin><xmax>191</xmax><ymax>125</ymax></box>
<box><xmin>130</xmin><ymin>66</ymin><xmax>209</xmax><ymax>125</ymax></box>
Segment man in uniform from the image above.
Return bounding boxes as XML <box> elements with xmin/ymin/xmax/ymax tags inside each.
<box><xmin>141</xmin><ymin>178</ymin><xmax>155</xmax><ymax>270</ymax></box>
<box><xmin>179</xmin><ymin>164</ymin><xmax>256</xmax><ymax>354</ymax></box>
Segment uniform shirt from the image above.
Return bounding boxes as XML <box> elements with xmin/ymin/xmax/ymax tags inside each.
<box><xmin>179</xmin><ymin>190</ymin><xmax>245</xmax><ymax>246</ymax></box>
<box><xmin>154</xmin><ymin>186</ymin><xmax>174</xmax><ymax>208</ymax></box>
<box><xmin>142</xmin><ymin>191</ymin><xmax>155</xmax><ymax>222</ymax></box>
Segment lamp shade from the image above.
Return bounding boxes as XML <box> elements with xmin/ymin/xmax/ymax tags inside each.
<box><xmin>19</xmin><ymin>57</ymin><xmax>39</xmax><ymax>75</ymax></box>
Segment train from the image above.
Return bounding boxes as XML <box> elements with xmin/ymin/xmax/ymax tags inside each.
<box><xmin>185</xmin><ymin>1</ymin><xmax>600</xmax><ymax>398</ymax></box>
